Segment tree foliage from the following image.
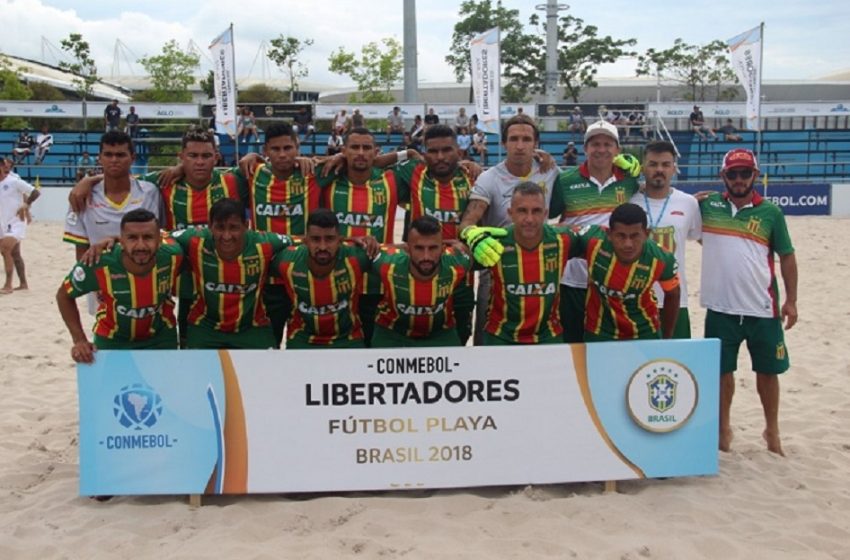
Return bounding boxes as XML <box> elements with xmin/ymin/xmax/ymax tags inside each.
<box><xmin>58</xmin><ymin>33</ymin><xmax>98</xmax><ymax>99</ymax></box>
<box><xmin>0</xmin><ymin>56</ymin><xmax>32</xmax><ymax>129</ymax></box>
<box><xmin>138</xmin><ymin>40</ymin><xmax>200</xmax><ymax>102</ymax></box>
<box><xmin>636</xmin><ymin>39</ymin><xmax>739</xmax><ymax>102</ymax></box>
<box><xmin>267</xmin><ymin>35</ymin><xmax>314</xmax><ymax>99</ymax></box>
<box><xmin>199</xmin><ymin>70</ymin><xmax>215</xmax><ymax>100</ymax></box>
<box><xmin>28</xmin><ymin>81</ymin><xmax>65</xmax><ymax>101</ymax></box>
<box><xmin>237</xmin><ymin>84</ymin><xmax>290</xmax><ymax>104</ymax></box>
<box><xmin>328</xmin><ymin>38</ymin><xmax>403</xmax><ymax>103</ymax></box>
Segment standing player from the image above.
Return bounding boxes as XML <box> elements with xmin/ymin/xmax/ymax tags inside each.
<box><xmin>371</xmin><ymin>216</ymin><xmax>471</xmax><ymax>347</ymax></box>
<box><xmin>700</xmin><ymin>149</ymin><xmax>797</xmax><ymax>456</ymax></box>
<box><xmin>549</xmin><ymin>120</ymin><xmax>641</xmax><ymax>343</ymax></box>
<box><xmin>272</xmin><ymin>209</ymin><xmax>373</xmax><ymax>349</ymax></box>
<box><xmin>56</xmin><ymin>210</ymin><xmax>182</xmax><ymax>362</ymax></box>
<box><xmin>579</xmin><ymin>203</ymin><xmax>680</xmax><ymax>341</ymax></box>
<box><xmin>458</xmin><ymin>114</ymin><xmax>560</xmax><ymax>345</ymax></box>
<box><xmin>0</xmin><ymin>164</ymin><xmax>40</xmax><ymax>294</ymax></box>
<box><xmin>392</xmin><ymin>125</ymin><xmax>475</xmax><ymax>344</ymax></box>
<box><xmin>483</xmin><ymin>182</ymin><xmax>582</xmax><ymax>345</ymax></box>
<box><xmin>630</xmin><ymin>141</ymin><xmax>701</xmax><ymax>338</ymax></box>
<box><xmin>171</xmin><ymin>199</ymin><xmax>292</xmax><ymax>349</ymax></box>
<box><xmin>63</xmin><ymin>131</ymin><xmax>161</xmax><ymax>262</ymax></box>
<box><xmin>319</xmin><ymin>128</ymin><xmax>400</xmax><ymax>345</ymax></box>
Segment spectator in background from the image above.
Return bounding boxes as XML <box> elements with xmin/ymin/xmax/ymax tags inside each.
<box><xmin>386</xmin><ymin>106</ymin><xmax>405</xmax><ymax>141</ymax></box>
<box><xmin>456</xmin><ymin>127</ymin><xmax>472</xmax><ymax>159</ymax></box>
<box><xmin>568</xmin><ymin>106</ymin><xmax>586</xmax><ymax>135</ymax></box>
<box><xmin>34</xmin><ymin>125</ymin><xmax>54</xmax><ymax>165</ymax></box>
<box><xmin>327</xmin><ymin>129</ymin><xmax>344</xmax><ymax>156</ymax></box>
<box><xmin>424</xmin><ymin>107</ymin><xmax>439</xmax><ymax>129</ymax></box>
<box><xmin>398</xmin><ymin>132</ymin><xmax>419</xmax><ymax>152</ymax></box>
<box><xmin>125</xmin><ymin>106</ymin><xmax>140</xmax><ymax>138</ymax></box>
<box><xmin>351</xmin><ymin>108</ymin><xmax>365</xmax><ymax>129</ymax></box>
<box><xmin>237</xmin><ymin>106</ymin><xmax>258</xmax><ymax>146</ymax></box>
<box><xmin>690</xmin><ymin>105</ymin><xmax>717</xmax><ymax>140</ymax></box>
<box><xmin>599</xmin><ymin>105</ymin><xmax>612</xmax><ymax>123</ymax></box>
<box><xmin>469</xmin><ymin>114</ymin><xmax>479</xmax><ymax>133</ymax></box>
<box><xmin>104</xmin><ymin>99</ymin><xmax>122</xmax><ymax>132</ymax></box>
<box><xmin>719</xmin><ymin>119</ymin><xmax>743</xmax><ymax>142</ymax></box>
<box><xmin>334</xmin><ymin>108</ymin><xmax>352</xmax><ymax>135</ymax></box>
<box><xmin>562</xmin><ymin>141</ymin><xmax>578</xmax><ymax>167</ymax></box>
<box><xmin>12</xmin><ymin>130</ymin><xmax>35</xmax><ymax>164</ymax></box>
<box><xmin>454</xmin><ymin>107</ymin><xmax>470</xmax><ymax>133</ymax></box>
<box><xmin>75</xmin><ymin>151</ymin><xmax>95</xmax><ymax>182</ymax></box>
<box><xmin>470</xmin><ymin>130</ymin><xmax>488</xmax><ymax>166</ymax></box>
<box><xmin>409</xmin><ymin>115</ymin><xmax>426</xmax><ymax>147</ymax></box>
<box><xmin>292</xmin><ymin>106</ymin><xmax>316</xmax><ymax>141</ymax></box>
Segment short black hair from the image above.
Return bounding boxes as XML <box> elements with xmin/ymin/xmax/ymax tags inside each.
<box><xmin>209</xmin><ymin>198</ymin><xmax>246</xmax><ymax>225</ymax></box>
<box><xmin>502</xmin><ymin>114</ymin><xmax>539</xmax><ymax>141</ymax></box>
<box><xmin>344</xmin><ymin>127</ymin><xmax>374</xmax><ymax>145</ymax></box>
<box><xmin>512</xmin><ymin>181</ymin><xmax>545</xmax><ymax>200</ymax></box>
<box><xmin>424</xmin><ymin>124</ymin><xmax>456</xmax><ymax>143</ymax></box>
<box><xmin>307</xmin><ymin>208</ymin><xmax>339</xmax><ymax>230</ymax></box>
<box><xmin>609</xmin><ymin>203</ymin><xmax>647</xmax><ymax>229</ymax></box>
<box><xmin>408</xmin><ymin>215</ymin><xmax>441</xmax><ymax>237</ymax></box>
<box><xmin>266</xmin><ymin>123</ymin><xmax>298</xmax><ymax>143</ymax></box>
<box><xmin>121</xmin><ymin>208</ymin><xmax>159</xmax><ymax>229</ymax></box>
<box><xmin>644</xmin><ymin>140</ymin><xmax>677</xmax><ymax>159</ymax></box>
<box><xmin>181</xmin><ymin>125</ymin><xmax>216</xmax><ymax>149</ymax></box>
<box><xmin>99</xmin><ymin>130</ymin><xmax>133</xmax><ymax>154</ymax></box>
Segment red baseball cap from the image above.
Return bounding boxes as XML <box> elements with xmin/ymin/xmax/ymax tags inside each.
<box><xmin>722</xmin><ymin>148</ymin><xmax>759</xmax><ymax>171</ymax></box>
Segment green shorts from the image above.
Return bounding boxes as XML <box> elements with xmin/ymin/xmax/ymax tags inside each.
<box><xmin>705</xmin><ymin>310</ymin><xmax>789</xmax><ymax>375</ymax></box>
<box><xmin>483</xmin><ymin>332</ymin><xmax>561</xmax><ymax>346</ymax></box>
<box><xmin>285</xmin><ymin>336</ymin><xmax>365</xmax><ymax>350</ymax></box>
<box><xmin>263</xmin><ymin>283</ymin><xmax>292</xmax><ymax>349</ymax></box>
<box><xmin>371</xmin><ymin>324</ymin><xmax>462</xmax><ymax>348</ymax></box>
<box><xmin>94</xmin><ymin>326</ymin><xmax>178</xmax><ymax>350</ymax></box>
<box><xmin>559</xmin><ymin>285</ymin><xmax>587</xmax><ymax>343</ymax></box>
<box><xmin>186</xmin><ymin>324</ymin><xmax>276</xmax><ymax>350</ymax></box>
<box><xmin>359</xmin><ymin>294</ymin><xmax>382</xmax><ymax>348</ymax></box>
<box><xmin>453</xmin><ymin>283</ymin><xmax>475</xmax><ymax>347</ymax></box>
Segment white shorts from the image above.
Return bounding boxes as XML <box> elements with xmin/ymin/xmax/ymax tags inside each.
<box><xmin>1</xmin><ymin>219</ymin><xmax>26</xmax><ymax>241</ymax></box>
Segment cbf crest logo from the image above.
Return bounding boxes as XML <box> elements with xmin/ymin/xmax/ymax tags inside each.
<box><xmin>627</xmin><ymin>360</ymin><xmax>697</xmax><ymax>433</ymax></box>
<box><xmin>113</xmin><ymin>383</ymin><xmax>163</xmax><ymax>430</ymax></box>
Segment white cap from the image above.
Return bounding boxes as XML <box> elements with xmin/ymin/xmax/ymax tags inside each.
<box><xmin>584</xmin><ymin>120</ymin><xmax>619</xmax><ymax>145</ymax></box>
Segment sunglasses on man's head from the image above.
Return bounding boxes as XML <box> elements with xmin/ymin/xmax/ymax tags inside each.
<box><xmin>725</xmin><ymin>168</ymin><xmax>753</xmax><ymax>180</ymax></box>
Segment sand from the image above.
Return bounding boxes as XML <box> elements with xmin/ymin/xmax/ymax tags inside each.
<box><xmin>1</xmin><ymin>217</ymin><xmax>849</xmax><ymax>560</ymax></box>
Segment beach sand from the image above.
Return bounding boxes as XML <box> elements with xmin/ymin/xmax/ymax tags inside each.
<box><xmin>1</xmin><ymin>217</ymin><xmax>849</xmax><ymax>559</ymax></box>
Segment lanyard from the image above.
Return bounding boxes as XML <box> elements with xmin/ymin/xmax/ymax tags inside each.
<box><xmin>643</xmin><ymin>191</ymin><xmax>671</xmax><ymax>229</ymax></box>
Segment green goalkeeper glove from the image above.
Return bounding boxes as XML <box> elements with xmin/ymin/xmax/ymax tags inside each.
<box><xmin>613</xmin><ymin>153</ymin><xmax>641</xmax><ymax>178</ymax></box>
<box><xmin>460</xmin><ymin>225</ymin><xmax>508</xmax><ymax>267</ymax></box>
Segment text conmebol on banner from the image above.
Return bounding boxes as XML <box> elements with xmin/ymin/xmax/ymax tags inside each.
<box><xmin>210</xmin><ymin>26</ymin><xmax>237</xmax><ymax>137</ymax></box>
<box><xmin>726</xmin><ymin>25</ymin><xmax>763</xmax><ymax>131</ymax></box>
<box><xmin>470</xmin><ymin>28</ymin><xmax>501</xmax><ymax>135</ymax></box>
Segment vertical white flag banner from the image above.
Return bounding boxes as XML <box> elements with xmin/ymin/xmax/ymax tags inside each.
<box><xmin>726</xmin><ymin>26</ymin><xmax>763</xmax><ymax>131</ymax></box>
<box><xmin>470</xmin><ymin>28</ymin><xmax>501</xmax><ymax>135</ymax></box>
<box><xmin>210</xmin><ymin>26</ymin><xmax>237</xmax><ymax>137</ymax></box>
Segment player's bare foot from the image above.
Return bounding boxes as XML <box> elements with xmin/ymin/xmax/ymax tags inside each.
<box><xmin>14</xmin><ymin>285</ymin><xmax>28</xmax><ymax>291</ymax></box>
<box><xmin>0</xmin><ymin>286</ymin><xmax>13</xmax><ymax>295</ymax></box>
<box><xmin>763</xmin><ymin>430</ymin><xmax>785</xmax><ymax>456</ymax></box>
<box><xmin>719</xmin><ymin>428</ymin><xmax>734</xmax><ymax>452</ymax></box>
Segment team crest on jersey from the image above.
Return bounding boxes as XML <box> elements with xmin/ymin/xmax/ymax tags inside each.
<box><xmin>629</xmin><ymin>275</ymin><xmax>649</xmax><ymax>290</ymax></box>
<box><xmin>615</xmin><ymin>187</ymin><xmax>626</xmax><ymax>204</ymax></box>
<box><xmin>289</xmin><ymin>178</ymin><xmax>305</xmax><ymax>195</ymax></box>
<box><xmin>335</xmin><ymin>276</ymin><xmax>352</xmax><ymax>294</ymax></box>
<box><xmin>746</xmin><ymin>216</ymin><xmax>762</xmax><ymax>235</ymax></box>
<box><xmin>158</xmin><ymin>277</ymin><xmax>171</xmax><ymax>294</ymax></box>
<box><xmin>372</xmin><ymin>187</ymin><xmax>387</xmax><ymax>206</ymax></box>
<box><xmin>544</xmin><ymin>255</ymin><xmax>559</xmax><ymax>273</ymax></box>
<box><xmin>437</xmin><ymin>281</ymin><xmax>453</xmax><ymax>299</ymax></box>
<box><xmin>244</xmin><ymin>256</ymin><xmax>261</xmax><ymax>276</ymax></box>
<box><xmin>650</xmin><ymin>225</ymin><xmax>676</xmax><ymax>252</ymax></box>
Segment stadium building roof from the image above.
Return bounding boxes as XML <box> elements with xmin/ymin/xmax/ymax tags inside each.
<box><xmin>3</xmin><ymin>53</ymin><xmax>132</xmax><ymax>101</ymax></box>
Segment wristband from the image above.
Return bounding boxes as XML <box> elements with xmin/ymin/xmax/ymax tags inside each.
<box><xmin>396</xmin><ymin>150</ymin><xmax>408</xmax><ymax>164</ymax></box>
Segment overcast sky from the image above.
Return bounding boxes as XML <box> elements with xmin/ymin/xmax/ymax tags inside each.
<box><xmin>4</xmin><ymin>0</ymin><xmax>849</xmax><ymax>88</ymax></box>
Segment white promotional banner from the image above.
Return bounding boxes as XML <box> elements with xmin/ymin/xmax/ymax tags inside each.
<box><xmin>0</xmin><ymin>101</ymin><xmax>84</xmax><ymax>118</ymax></box>
<box><xmin>77</xmin><ymin>341</ymin><xmax>720</xmax><ymax>496</ymax></box>
<box><xmin>648</xmin><ymin>102</ymin><xmax>850</xmax><ymax>120</ymax></box>
<box><xmin>209</xmin><ymin>26</ymin><xmax>237</xmax><ymax>137</ymax></box>
<box><xmin>129</xmin><ymin>103</ymin><xmax>199</xmax><ymax>120</ymax></box>
<box><xmin>470</xmin><ymin>27</ymin><xmax>501</xmax><ymax>135</ymax></box>
<box><xmin>314</xmin><ymin>104</ymin><xmax>424</xmax><ymax>121</ymax></box>
<box><xmin>727</xmin><ymin>25</ymin><xmax>763</xmax><ymax>131</ymax></box>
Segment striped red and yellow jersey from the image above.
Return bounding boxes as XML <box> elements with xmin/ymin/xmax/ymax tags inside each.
<box><xmin>62</xmin><ymin>242</ymin><xmax>183</xmax><ymax>342</ymax></box>
<box><xmin>580</xmin><ymin>225</ymin><xmax>679</xmax><ymax>340</ymax></box>
<box><xmin>394</xmin><ymin>160</ymin><xmax>472</xmax><ymax>240</ymax></box>
<box><xmin>487</xmin><ymin>224</ymin><xmax>582</xmax><ymax>344</ymax></box>
<box><xmin>171</xmin><ymin>228</ymin><xmax>291</xmax><ymax>333</ymax></box>
<box><xmin>148</xmin><ymin>170</ymin><xmax>241</xmax><ymax>231</ymax></box>
<box><xmin>319</xmin><ymin>168</ymin><xmax>399</xmax><ymax>243</ymax></box>
<box><xmin>272</xmin><ymin>243</ymin><xmax>371</xmax><ymax>346</ymax></box>
<box><xmin>242</xmin><ymin>164</ymin><xmax>321</xmax><ymax>236</ymax></box>
<box><xmin>372</xmin><ymin>246</ymin><xmax>471</xmax><ymax>338</ymax></box>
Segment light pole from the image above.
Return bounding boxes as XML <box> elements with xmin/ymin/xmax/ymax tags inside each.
<box><xmin>535</xmin><ymin>1</ymin><xmax>569</xmax><ymax>131</ymax></box>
